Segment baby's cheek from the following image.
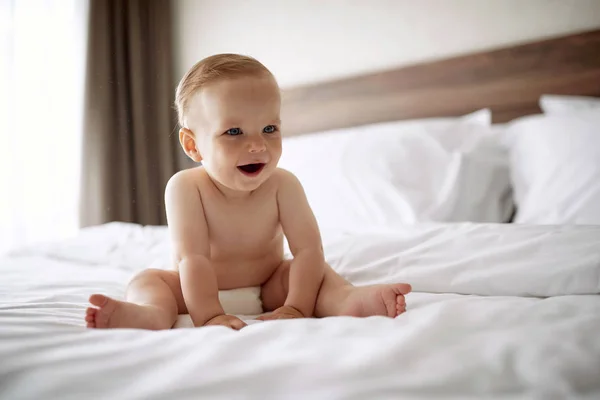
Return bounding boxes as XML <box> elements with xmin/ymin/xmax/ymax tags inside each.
<box><xmin>269</xmin><ymin>144</ymin><xmax>282</xmax><ymax>161</ymax></box>
<box><xmin>216</xmin><ymin>142</ymin><xmax>240</xmax><ymax>159</ymax></box>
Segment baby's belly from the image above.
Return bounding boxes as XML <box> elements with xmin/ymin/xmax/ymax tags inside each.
<box><xmin>212</xmin><ymin>252</ymin><xmax>284</xmax><ymax>290</ymax></box>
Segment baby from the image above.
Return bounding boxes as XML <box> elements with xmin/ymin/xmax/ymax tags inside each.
<box><xmin>85</xmin><ymin>54</ymin><xmax>412</xmax><ymax>330</ymax></box>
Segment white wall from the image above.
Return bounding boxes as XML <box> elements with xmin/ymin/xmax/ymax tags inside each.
<box><xmin>173</xmin><ymin>0</ymin><xmax>600</xmax><ymax>88</ymax></box>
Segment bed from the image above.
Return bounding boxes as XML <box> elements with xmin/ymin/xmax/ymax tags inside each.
<box><xmin>2</xmin><ymin>30</ymin><xmax>600</xmax><ymax>399</ymax></box>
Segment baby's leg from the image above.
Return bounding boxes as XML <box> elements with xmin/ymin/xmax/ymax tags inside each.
<box><xmin>85</xmin><ymin>269</ymin><xmax>186</xmax><ymax>330</ymax></box>
<box><xmin>316</xmin><ymin>265</ymin><xmax>411</xmax><ymax>318</ymax></box>
<box><xmin>261</xmin><ymin>261</ymin><xmax>411</xmax><ymax>318</ymax></box>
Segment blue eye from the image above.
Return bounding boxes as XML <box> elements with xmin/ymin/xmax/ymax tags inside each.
<box><xmin>225</xmin><ymin>127</ymin><xmax>242</xmax><ymax>136</ymax></box>
<box><xmin>263</xmin><ymin>125</ymin><xmax>277</xmax><ymax>134</ymax></box>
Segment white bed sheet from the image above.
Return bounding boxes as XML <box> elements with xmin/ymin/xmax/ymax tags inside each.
<box><xmin>1</xmin><ymin>222</ymin><xmax>600</xmax><ymax>399</ymax></box>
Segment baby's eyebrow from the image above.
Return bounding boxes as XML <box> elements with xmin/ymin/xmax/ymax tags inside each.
<box><xmin>216</xmin><ymin>118</ymin><xmax>280</xmax><ymax>130</ymax></box>
<box><xmin>218</xmin><ymin>120</ymin><xmax>241</xmax><ymax>129</ymax></box>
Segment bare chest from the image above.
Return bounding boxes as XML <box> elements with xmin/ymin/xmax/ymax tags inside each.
<box><xmin>202</xmin><ymin>194</ymin><xmax>281</xmax><ymax>260</ymax></box>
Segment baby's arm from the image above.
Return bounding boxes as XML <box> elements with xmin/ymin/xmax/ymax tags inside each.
<box><xmin>165</xmin><ymin>172</ymin><xmax>245</xmax><ymax>329</ymax></box>
<box><xmin>274</xmin><ymin>169</ymin><xmax>326</xmax><ymax>318</ymax></box>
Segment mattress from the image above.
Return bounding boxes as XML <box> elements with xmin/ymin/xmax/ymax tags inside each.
<box><xmin>1</xmin><ymin>222</ymin><xmax>600</xmax><ymax>399</ymax></box>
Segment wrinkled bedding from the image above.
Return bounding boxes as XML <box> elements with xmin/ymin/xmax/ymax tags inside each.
<box><xmin>1</xmin><ymin>222</ymin><xmax>599</xmax><ymax>399</ymax></box>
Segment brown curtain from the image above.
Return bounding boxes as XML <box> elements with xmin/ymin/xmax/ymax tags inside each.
<box><xmin>80</xmin><ymin>0</ymin><xmax>181</xmax><ymax>227</ymax></box>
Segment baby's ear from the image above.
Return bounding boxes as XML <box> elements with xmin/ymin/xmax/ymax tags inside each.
<box><xmin>179</xmin><ymin>128</ymin><xmax>203</xmax><ymax>163</ymax></box>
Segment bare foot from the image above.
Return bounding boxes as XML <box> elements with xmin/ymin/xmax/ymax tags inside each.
<box><xmin>339</xmin><ymin>283</ymin><xmax>411</xmax><ymax>318</ymax></box>
<box><xmin>85</xmin><ymin>294</ymin><xmax>172</xmax><ymax>330</ymax></box>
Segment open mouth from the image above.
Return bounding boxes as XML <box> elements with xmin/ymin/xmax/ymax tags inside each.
<box><xmin>237</xmin><ymin>163</ymin><xmax>266</xmax><ymax>176</ymax></box>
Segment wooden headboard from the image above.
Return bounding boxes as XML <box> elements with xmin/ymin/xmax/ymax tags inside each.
<box><xmin>281</xmin><ymin>29</ymin><xmax>600</xmax><ymax>136</ymax></box>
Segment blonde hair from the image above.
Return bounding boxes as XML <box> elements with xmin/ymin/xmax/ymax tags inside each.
<box><xmin>175</xmin><ymin>54</ymin><xmax>275</xmax><ymax>128</ymax></box>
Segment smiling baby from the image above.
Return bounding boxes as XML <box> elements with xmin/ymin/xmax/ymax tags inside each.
<box><xmin>85</xmin><ymin>54</ymin><xmax>412</xmax><ymax>330</ymax></box>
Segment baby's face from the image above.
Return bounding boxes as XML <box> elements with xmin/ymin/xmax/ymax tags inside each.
<box><xmin>186</xmin><ymin>75</ymin><xmax>282</xmax><ymax>192</ymax></box>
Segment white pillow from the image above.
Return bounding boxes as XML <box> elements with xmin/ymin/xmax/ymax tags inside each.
<box><xmin>540</xmin><ymin>95</ymin><xmax>600</xmax><ymax>114</ymax></box>
<box><xmin>278</xmin><ymin>110</ymin><xmax>513</xmax><ymax>233</ymax></box>
<box><xmin>506</xmin><ymin>110</ymin><xmax>600</xmax><ymax>225</ymax></box>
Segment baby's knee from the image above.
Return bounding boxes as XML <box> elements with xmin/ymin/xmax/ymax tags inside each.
<box><xmin>130</xmin><ymin>268</ymin><xmax>176</xmax><ymax>285</ymax></box>
<box><xmin>132</xmin><ymin>268</ymin><xmax>162</xmax><ymax>280</ymax></box>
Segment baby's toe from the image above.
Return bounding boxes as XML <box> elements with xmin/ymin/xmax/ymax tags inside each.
<box><xmin>85</xmin><ymin>307</ymin><xmax>97</xmax><ymax>327</ymax></box>
<box><xmin>396</xmin><ymin>296</ymin><xmax>407</xmax><ymax>316</ymax></box>
<box><xmin>89</xmin><ymin>294</ymin><xmax>109</xmax><ymax>308</ymax></box>
<box><xmin>87</xmin><ymin>294</ymin><xmax>119</xmax><ymax>328</ymax></box>
<box><xmin>397</xmin><ymin>295</ymin><xmax>405</xmax><ymax>307</ymax></box>
<box><xmin>393</xmin><ymin>283</ymin><xmax>412</xmax><ymax>295</ymax></box>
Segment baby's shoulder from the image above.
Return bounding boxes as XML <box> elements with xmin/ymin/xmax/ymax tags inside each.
<box><xmin>269</xmin><ymin>168</ymin><xmax>304</xmax><ymax>193</ymax></box>
<box><xmin>165</xmin><ymin>167</ymin><xmax>207</xmax><ymax>198</ymax></box>
<box><xmin>272</xmin><ymin>167</ymin><xmax>300</xmax><ymax>184</ymax></box>
<box><xmin>167</xmin><ymin>166</ymin><xmax>202</xmax><ymax>185</ymax></box>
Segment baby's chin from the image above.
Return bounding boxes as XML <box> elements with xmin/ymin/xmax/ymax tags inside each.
<box><xmin>236</xmin><ymin>169</ymin><xmax>274</xmax><ymax>189</ymax></box>
<box><xmin>208</xmin><ymin>167</ymin><xmax>273</xmax><ymax>193</ymax></box>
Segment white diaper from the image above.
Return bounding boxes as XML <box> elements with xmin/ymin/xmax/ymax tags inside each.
<box><xmin>173</xmin><ymin>286</ymin><xmax>263</xmax><ymax>328</ymax></box>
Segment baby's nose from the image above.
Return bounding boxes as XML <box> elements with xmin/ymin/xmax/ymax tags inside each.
<box><xmin>248</xmin><ymin>137</ymin><xmax>266</xmax><ymax>153</ymax></box>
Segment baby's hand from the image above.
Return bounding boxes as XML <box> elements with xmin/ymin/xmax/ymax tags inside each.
<box><xmin>204</xmin><ymin>314</ymin><xmax>247</xmax><ymax>330</ymax></box>
<box><xmin>256</xmin><ymin>305</ymin><xmax>305</xmax><ymax>321</ymax></box>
